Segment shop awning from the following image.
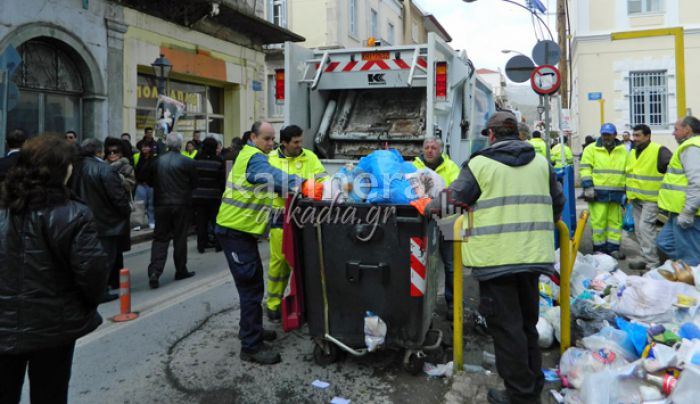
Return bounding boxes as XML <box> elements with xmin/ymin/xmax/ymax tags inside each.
<box><xmin>118</xmin><ymin>0</ymin><xmax>305</xmax><ymax>45</ymax></box>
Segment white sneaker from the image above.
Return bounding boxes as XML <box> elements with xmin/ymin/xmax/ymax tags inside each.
<box><xmin>149</xmin><ymin>223</ymin><xmax>155</xmax><ymax>230</ymax></box>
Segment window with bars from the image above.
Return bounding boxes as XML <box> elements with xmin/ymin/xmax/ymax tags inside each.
<box><xmin>628</xmin><ymin>0</ymin><xmax>662</xmax><ymax>15</ymax></box>
<box><xmin>629</xmin><ymin>71</ymin><xmax>668</xmax><ymax>127</ymax></box>
<box><xmin>349</xmin><ymin>0</ymin><xmax>358</xmax><ymax>36</ymax></box>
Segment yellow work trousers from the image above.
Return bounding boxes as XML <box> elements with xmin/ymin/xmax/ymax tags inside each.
<box><xmin>266</xmin><ymin>228</ymin><xmax>291</xmax><ymax>312</ymax></box>
<box><xmin>588</xmin><ymin>201</ymin><xmax>623</xmax><ymax>252</ymax></box>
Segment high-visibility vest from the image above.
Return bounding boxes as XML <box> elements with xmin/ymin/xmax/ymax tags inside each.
<box><xmin>528</xmin><ymin>138</ymin><xmax>548</xmax><ymax>158</ymax></box>
<box><xmin>216</xmin><ymin>145</ymin><xmax>277</xmax><ymax>235</ymax></box>
<box><xmin>181</xmin><ymin>150</ymin><xmax>198</xmax><ymax>159</ymax></box>
<box><xmin>412</xmin><ymin>155</ymin><xmax>461</xmax><ymax>186</ymax></box>
<box><xmin>658</xmin><ymin>135</ymin><xmax>700</xmax><ymax>215</ymax></box>
<box><xmin>550</xmin><ymin>144</ymin><xmax>573</xmax><ymax>168</ymax></box>
<box><xmin>133</xmin><ymin>152</ymin><xmax>140</xmax><ymax>167</ymax></box>
<box><xmin>579</xmin><ymin>143</ymin><xmax>627</xmax><ymax>193</ymax></box>
<box><xmin>462</xmin><ymin>154</ymin><xmax>554</xmax><ymax>268</ymax></box>
<box><xmin>625</xmin><ymin>142</ymin><xmax>663</xmax><ymax>202</ymax></box>
<box><xmin>268</xmin><ymin>148</ymin><xmax>328</xmax><ymax>209</ymax></box>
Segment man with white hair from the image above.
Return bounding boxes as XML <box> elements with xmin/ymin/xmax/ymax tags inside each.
<box><xmin>147</xmin><ymin>132</ymin><xmax>198</xmax><ymax>289</ymax></box>
<box><xmin>413</xmin><ymin>136</ymin><xmax>460</xmax><ymax>319</ymax></box>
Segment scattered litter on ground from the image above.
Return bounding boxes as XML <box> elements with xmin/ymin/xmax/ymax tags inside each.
<box><xmin>312</xmin><ymin>380</ymin><xmax>330</xmax><ymax>389</ymax></box>
<box><xmin>423</xmin><ymin>361</ymin><xmax>453</xmax><ymax>377</ymax></box>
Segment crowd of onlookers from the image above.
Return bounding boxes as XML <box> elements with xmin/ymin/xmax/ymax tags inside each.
<box><xmin>0</xmin><ymin>127</ymin><xmax>253</xmax><ymax>403</ymax></box>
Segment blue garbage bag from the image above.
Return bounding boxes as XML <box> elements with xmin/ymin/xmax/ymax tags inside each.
<box><xmin>355</xmin><ymin>149</ymin><xmax>418</xmax><ymax>204</ymax></box>
<box><xmin>622</xmin><ymin>202</ymin><xmax>634</xmax><ymax>232</ymax></box>
<box><xmin>615</xmin><ymin>317</ymin><xmax>647</xmax><ymax>357</ymax></box>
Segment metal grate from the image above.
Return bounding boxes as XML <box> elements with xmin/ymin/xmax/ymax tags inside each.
<box><xmin>629</xmin><ymin>70</ymin><xmax>667</xmax><ymax>127</ymax></box>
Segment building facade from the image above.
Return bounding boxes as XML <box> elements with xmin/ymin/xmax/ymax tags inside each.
<box><xmin>1</xmin><ymin>0</ymin><xmax>302</xmax><ymax>147</ymax></box>
<box><xmin>263</xmin><ymin>0</ymin><xmax>451</xmax><ymax>131</ymax></box>
<box><xmin>570</xmin><ymin>0</ymin><xmax>700</xmax><ymax>151</ymax></box>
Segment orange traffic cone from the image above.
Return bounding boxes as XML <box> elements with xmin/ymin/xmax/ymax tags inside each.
<box><xmin>112</xmin><ymin>268</ymin><xmax>139</xmax><ymax>322</ymax></box>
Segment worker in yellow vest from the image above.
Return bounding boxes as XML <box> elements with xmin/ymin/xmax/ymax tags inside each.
<box><xmin>412</xmin><ymin>137</ymin><xmax>460</xmax><ymax>320</ymax></box>
<box><xmin>528</xmin><ymin>130</ymin><xmax>548</xmax><ymax>158</ymax></box>
<box><xmin>625</xmin><ymin>124</ymin><xmax>672</xmax><ymax>270</ymax></box>
<box><xmin>412</xmin><ymin>111</ymin><xmax>565</xmax><ymax>404</ymax></box>
<box><xmin>580</xmin><ymin>123</ymin><xmax>628</xmax><ymax>259</ymax></box>
<box><xmin>214</xmin><ymin>121</ymin><xmax>322</xmax><ymax>365</ymax></box>
<box><xmin>265</xmin><ymin>125</ymin><xmax>328</xmax><ymax>321</ymax></box>
<box><xmin>181</xmin><ymin>141</ymin><xmax>198</xmax><ymax>159</ymax></box>
<box><xmin>657</xmin><ymin>116</ymin><xmax>700</xmax><ymax>266</ymax></box>
<box><xmin>550</xmin><ymin>136</ymin><xmax>574</xmax><ymax>168</ymax></box>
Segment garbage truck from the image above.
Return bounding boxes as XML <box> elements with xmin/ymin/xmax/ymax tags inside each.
<box><xmin>277</xmin><ymin>32</ymin><xmax>495</xmax><ymax>171</ymax></box>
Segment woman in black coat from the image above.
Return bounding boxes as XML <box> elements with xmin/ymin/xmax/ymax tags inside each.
<box><xmin>193</xmin><ymin>137</ymin><xmax>226</xmax><ymax>253</ymax></box>
<box><xmin>0</xmin><ymin>135</ymin><xmax>110</xmax><ymax>404</ymax></box>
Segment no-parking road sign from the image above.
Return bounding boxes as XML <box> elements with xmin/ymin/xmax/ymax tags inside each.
<box><xmin>530</xmin><ymin>64</ymin><xmax>561</xmax><ymax>95</ymax></box>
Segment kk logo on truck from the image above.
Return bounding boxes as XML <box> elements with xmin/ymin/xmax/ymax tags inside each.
<box><xmin>367</xmin><ymin>73</ymin><xmax>386</xmax><ymax>85</ymax></box>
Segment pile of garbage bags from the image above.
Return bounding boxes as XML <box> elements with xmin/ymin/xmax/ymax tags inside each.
<box><xmin>321</xmin><ymin>149</ymin><xmax>444</xmax><ymax>204</ymax></box>
<box><xmin>544</xmin><ymin>251</ymin><xmax>700</xmax><ymax>403</ymax></box>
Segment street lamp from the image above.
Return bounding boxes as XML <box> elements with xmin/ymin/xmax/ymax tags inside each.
<box><xmin>501</xmin><ymin>49</ymin><xmax>526</xmax><ymax>56</ymax></box>
<box><xmin>151</xmin><ymin>54</ymin><xmax>172</xmax><ymax>95</ymax></box>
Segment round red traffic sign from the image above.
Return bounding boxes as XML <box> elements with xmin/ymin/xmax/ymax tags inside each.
<box><xmin>530</xmin><ymin>64</ymin><xmax>561</xmax><ymax>95</ymax></box>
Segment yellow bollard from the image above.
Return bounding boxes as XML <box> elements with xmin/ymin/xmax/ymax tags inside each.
<box><xmin>453</xmin><ymin>214</ymin><xmax>465</xmax><ymax>371</ymax></box>
<box><xmin>557</xmin><ymin>211</ymin><xmax>590</xmax><ymax>354</ymax></box>
<box><xmin>556</xmin><ymin>220</ymin><xmax>572</xmax><ymax>354</ymax></box>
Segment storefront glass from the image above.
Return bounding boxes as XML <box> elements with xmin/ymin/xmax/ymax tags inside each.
<box><xmin>136</xmin><ymin>74</ymin><xmax>224</xmax><ymax>140</ymax></box>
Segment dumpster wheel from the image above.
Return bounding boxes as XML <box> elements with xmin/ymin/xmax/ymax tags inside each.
<box><xmin>313</xmin><ymin>341</ymin><xmax>341</xmax><ymax>366</ymax></box>
<box><xmin>403</xmin><ymin>350</ymin><xmax>426</xmax><ymax>375</ymax></box>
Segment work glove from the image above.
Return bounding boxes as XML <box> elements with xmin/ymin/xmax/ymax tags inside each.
<box><xmin>678</xmin><ymin>210</ymin><xmax>695</xmax><ymax>229</ymax></box>
<box><xmin>301</xmin><ymin>179</ymin><xmax>324</xmax><ymax>201</ymax></box>
<box><xmin>410</xmin><ymin>197</ymin><xmax>433</xmax><ymax>216</ymax></box>
<box><xmin>583</xmin><ymin>187</ymin><xmax>595</xmax><ymax>202</ymax></box>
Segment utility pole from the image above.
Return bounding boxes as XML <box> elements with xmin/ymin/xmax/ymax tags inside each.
<box><xmin>557</xmin><ymin>0</ymin><xmax>568</xmax><ymax>108</ymax></box>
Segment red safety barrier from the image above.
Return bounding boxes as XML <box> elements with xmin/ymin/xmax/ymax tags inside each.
<box><xmin>112</xmin><ymin>268</ymin><xmax>139</xmax><ymax>322</ymax></box>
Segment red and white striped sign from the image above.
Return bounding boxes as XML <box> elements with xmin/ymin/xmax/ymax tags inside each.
<box><xmin>318</xmin><ymin>57</ymin><xmax>427</xmax><ymax>73</ymax></box>
<box><xmin>410</xmin><ymin>236</ymin><xmax>427</xmax><ymax>297</ymax></box>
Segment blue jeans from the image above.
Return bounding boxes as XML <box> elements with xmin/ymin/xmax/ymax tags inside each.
<box><xmin>657</xmin><ymin>215</ymin><xmax>700</xmax><ymax>266</ymax></box>
<box><xmin>215</xmin><ymin>225</ymin><xmax>264</xmax><ymax>351</ymax></box>
<box><xmin>135</xmin><ymin>184</ymin><xmax>155</xmax><ymax>226</ymax></box>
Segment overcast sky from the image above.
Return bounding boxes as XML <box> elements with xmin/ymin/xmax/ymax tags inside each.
<box><xmin>413</xmin><ymin>0</ymin><xmax>557</xmax><ymax>79</ymax></box>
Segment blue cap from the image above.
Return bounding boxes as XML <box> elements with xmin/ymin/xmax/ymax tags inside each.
<box><xmin>600</xmin><ymin>123</ymin><xmax>617</xmax><ymax>135</ymax></box>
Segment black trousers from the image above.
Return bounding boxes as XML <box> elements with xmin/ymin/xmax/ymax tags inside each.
<box><xmin>148</xmin><ymin>205</ymin><xmax>191</xmax><ymax>278</ymax></box>
<box><xmin>479</xmin><ymin>272</ymin><xmax>543</xmax><ymax>404</ymax></box>
<box><xmin>193</xmin><ymin>199</ymin><xmax>220</xmax><ymax>250</ymax></box>
<box><xmin>0</xmin><ymin>342</ymin><xmax>76</xmax><ymax>404</ymax></box>
<box><xmin>99</xmin><ymin>236</ymin><xmax>119</xmax><ymax>290</ymax></box>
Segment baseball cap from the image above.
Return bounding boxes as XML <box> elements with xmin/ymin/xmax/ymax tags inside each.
<box><xmin>483</xmin><ymin>111</ymin><xmax>518</xmax><ymax>135</ymax></box>
<box><xmin>600</xmin><ymin>122</ymin><xmax>617</xmax><ymax>135</ymax></box>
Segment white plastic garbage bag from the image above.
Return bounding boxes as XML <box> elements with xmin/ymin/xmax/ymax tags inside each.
<box><xmin>612</xmin><ymin>276</ymin><xmax>700</xmax><ymax>323</ymax></box>
<box><xmin>364</xmin><ymin>311</ymin><xmax>387</xmax><ymax>352</ymax></box>
<box><xmin>537</xmin><ymin>317</ymin><xmax>554</xmax><ymax>348</ymax></box>
<box><xmin>405</xmin><ymin>169</ymin><xmax>445</xmax><ymax>199</ymax></box>
<box><xmin>670</xmin><ymin>364</ymin><xmax>700</xmax><ymax>403</ymax></box>
<box><xmin>590</xmin><ymin>253</ymin><xmax>619</xmax><ymax>273</ymax></box>
<box><xmin>542</xmin><ymin>306</ymin><xmax>561</xmax><ymax>343</ymax></box>
<box><xmin>423</xmin><ymin>361</ymin><xmax>453</xmax><ymax>377</ymax></box>
<box><xmin>559</xmin><ymin>348</ymin><xmax>629</xmax><ymax>389</ymax></box>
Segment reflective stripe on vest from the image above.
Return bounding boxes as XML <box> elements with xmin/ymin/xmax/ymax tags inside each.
<box><xmin>216</xmin><ymin>145</ymin><xmax>276</xmax><ymax>235</ymax></box>
<box><xmin>579</xmin><ymin>143</ymin><xmax>627</xmax><ymax>192</ymax></box>
<box><xmin>412</xmin><ymin>156</ymin><xmax>461</xmax><ymax>186</ymax></box>
<box><xmin>268</xmin><ymin>148</ymin><xmax>328</xmax><ymax>209</ymax></box>
<box><xmin>463</xmin><ymin>154</ymin><xmax>554</xmax><ymax>268</ymax></box>
<box><xmin>625</xmin><ymin>142</ymin><xmax>663</xmax><ymax>202</ymax></box>
<box><xmin>658</xmin><ymin>136</ymin><xmax>700</xmax><ymax>215</ymax></box>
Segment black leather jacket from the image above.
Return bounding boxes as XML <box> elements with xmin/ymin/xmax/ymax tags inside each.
<box><xmin>0</xmin><ymin>200</ymin><xmax>110</xmax><ymax>354</ymax></box>
<box><xmin>71</xmin><ymin>157</ymin><xmax>131</xmax><ymax>237</ymax></box>
<box><xmin>192</xmin><ymin>155</ymin><xmax>225</xmax><ymax>201</ymax></box>
<box><xmin>152</xmin><ymin>150</ymin><xmax>197</xmax><ymax>206</ymax></box>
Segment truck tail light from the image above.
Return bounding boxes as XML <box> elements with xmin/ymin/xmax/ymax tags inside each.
<box><xmin>275</xmin><ymin>69</ymin><xmax>285</xmax><ymax>104</ymax></box>
<box><xmin>435</xmin><ymin>61</ymin><xmax>447</xmax><ymax>101</ymax></box>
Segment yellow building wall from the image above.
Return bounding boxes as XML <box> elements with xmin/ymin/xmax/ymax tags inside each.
<box><xmin>122</xmin><ymin>8</ymin><xmax>265</xmax><ymax>146</ymax></box>
<box><xmin>573</xmin><ymin>32</ymin><xmax>700</xmax><ymax>152</ymax></box>
<box><xmin>288</xmin><ymin>1</ymin><xmax>330</xmax><ymax>48</ymax></box>
<box><xmin>589</xmin><ymin>0</ymin><xmax>616</xmax><ymax>32</ymax></box>
<box><xmin>680</xmin><ymin>0</ymin><xmax>700</xmax><ymax>25</ymax></box>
